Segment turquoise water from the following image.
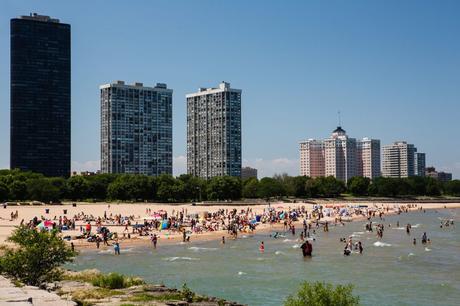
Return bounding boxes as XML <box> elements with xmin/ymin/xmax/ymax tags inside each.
<box><xmin>71</xmin><ymin>209</ymin><xmax>460</xmax><ymax>306</ymax></box>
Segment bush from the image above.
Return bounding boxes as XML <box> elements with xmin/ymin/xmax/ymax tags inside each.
<box><xmin>0</xmin><ymin>226</ymin><xmax>76</xmax><ymax>286</ymax></box>
<box><xmin>91</xmin><ymin>272</ymin><xmax>144</xmax><ymax>289</ymax></box>
<box><xmin>181</xmin><ymin>283</ymin><xmax>195</xmax><ymax>303</ymax></box>
<box><xmin>284</xmin><ymin>281</ymin><xmax>360</xmax><ymax>306</ymax></box>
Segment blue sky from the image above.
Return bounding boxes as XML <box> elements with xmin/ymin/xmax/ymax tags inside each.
<box><xmin>0</xmin><ymin>0</ymin><xmax>459</xmax><ymax>178</ymax></box>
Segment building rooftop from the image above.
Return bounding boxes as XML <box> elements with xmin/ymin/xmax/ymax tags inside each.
<box><xmin>99</xmin><ymin>81</ymin><xmax>172</xmax><ymax>91</ymax></box>
<box><xmin>19</xmin><ymin>13</ymin><xmax>60</xmax><ymax>23</ymax></box>
<box><xmin>186</xmin><ymin>82</ymin><xmax>241</xmax><ymax>98</ymax></box>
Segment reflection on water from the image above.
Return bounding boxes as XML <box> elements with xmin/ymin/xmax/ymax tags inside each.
<box><xmin>71</xmin><ymin>209</ymin><xmax>460</xmax><ymax>306</ymax></box>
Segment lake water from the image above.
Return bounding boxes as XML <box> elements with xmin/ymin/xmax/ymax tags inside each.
<box><xmin>70</xmin><ymin>208</ymin><xmax>460</xmax><ymax>306</ymax></box>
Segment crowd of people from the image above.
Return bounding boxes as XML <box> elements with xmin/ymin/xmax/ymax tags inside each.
<box><xmin>4</xmin><ymin>201</ymin><xmax>453</xmax><ymax>257</ymax></box>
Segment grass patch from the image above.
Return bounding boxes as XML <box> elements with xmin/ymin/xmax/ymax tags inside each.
<box><xmin>72</xmin><ymin>288</ymin><xmax>123</xmax><ymax>300</ymax></box>
<box><xmin>124</xmin><ymin>292</ymin><xmax>183</xmax><ymax>302</ymax></box>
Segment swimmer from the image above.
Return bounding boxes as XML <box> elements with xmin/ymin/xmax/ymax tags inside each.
<box><xmin>343</xmin><ymin>246</ymin><xmax>351</xmax><ymax>256</ymax></box>
<box><xmin>259</xmin><ymin>241</ymin><xmax>265</xmax><ymax>253</ymax></box>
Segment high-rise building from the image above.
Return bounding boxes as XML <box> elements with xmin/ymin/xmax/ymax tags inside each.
<box><xmin>357</xmin><ymin>138</ymin><xmax>381</xmax><ymax>179</ymax></box>
<box><xmin>299</xmin><ymin>128</ymin><xmax>380</xmax><ymax>181</ymax></box>
<box><xmin>241</xmin><ymin>167</ymin><xmax>258</xmax><ymax>180</ymax></box>
<box><xmin>414</xmin><ymin>152</ymin><xmax>426</xmax><ymax>177</ymax></box>
<box><xmin>186</xmin><ymin>82</ymin><xmax>242</xmax><ymax>179</ymax></box>
<box><xmin>382</xmin><ymin>141</ymin><xmax>416</xmax><ymax>178</ymax></box>
<box><xmin>100</xmin><ymin>81</ymin><xmax>173</xmax><ymax>176</ymax></box>
<box><xmin>10</xmin><ymin>13</ymin><xmax>71</xmax><ymax>177</ymax></box>
<box><xmin>299</xmin><ymin>139</ymin><xmax>325</xmax><ymax>178</ymax></box>
<box><xmin>324</xmin><ymin>127</ymin><xmax>358</xmax><ymax>182</ymax></box>
<box><xmin>425</xmin><ymin>167</ymin><xmax>452</xmax><ymax>182</ymax></box>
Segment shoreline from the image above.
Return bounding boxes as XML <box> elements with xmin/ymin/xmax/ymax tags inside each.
<box><xmin>2</xmin><ymin>200</ymin><xmax>459</xmax><ymax>251</ymax></box>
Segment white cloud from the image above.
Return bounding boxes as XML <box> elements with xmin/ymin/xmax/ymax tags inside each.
<box><xmin>71</xmin><ymin>160</ymin><xmax>100</xmax><ymax>173</ymax></box>
<box><xmin>173</xmin><ymin>155</ymin><xmax>187</xmax><ymax>176</ymax></box>
<box><xmin>244</xmin><ymin>157</ymin><xmax>299</xmax><ymax>178</ymax></box>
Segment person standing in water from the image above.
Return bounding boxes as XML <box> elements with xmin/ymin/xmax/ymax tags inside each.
<box><xmin>222</xmin><ymin>236</ymin><xmax>226</xmax><ymax>244</ymax></box>
<box><xmin>358</xmin><ymin>241</ymin><xmax>363</xmax><ymax>254</ymax></box>
<box><xmin>301</xmin><ymin>240</ymin><xmax>313</xmax><ymax>257</ymax></box>
<box><xmin>114</xmin><ymin>241</ymin><xmax>120</xmax><ymax>255</ymax></box>
<box><xmin>259</xmin><ymin>241</ymin><xmax>265</xmax><ymax>253</ymax></box>
<box><xmin>151</xmin><ymin>234</ymin><xmax>158</xmax><ymax>249</ymax></box>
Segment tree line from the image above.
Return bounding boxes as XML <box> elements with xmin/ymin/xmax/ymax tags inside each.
<box><xmin>0</xmin><ymin>169</ymin><xmax>459</xmax><ymax>203</ymax></box>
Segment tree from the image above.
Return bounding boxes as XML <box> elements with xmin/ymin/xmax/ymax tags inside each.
<box><xmin>347</xmin><ymin>177</ymin><xmax>370</xmax><ymax>196</ymax></box>
<box><xmin>0</xmin><ymin>182</ymin><xmax>8</xmax><ymax>201</ymax></box>
<box><xmin>86</xmin><ymin>173</ymin><xmax>118</xmax><ymax>200</ymax></box>
<box><xmin>258</xmin><ymin>177</ymin><xmax>285</xmax><ymax>199</ymax></box>
<box><xmin>284</xmin><ymin>281</ymin><xmax>360</xmax><ymax>306</ymax></box>
<box><xmin>315</xmin><ymin>176</ymin><xmax>346</xmax><ymax>197</ymax></box>
<box><xmin>289</xmin><ymin>176</ymin><xmax>310</xmax><ymax>197</ymax></box>
<box><xmin>444</xmin><ymin>180</ymin><xmax>460</xmax><ymax>196</ymax></box>
<box><xmin>66</xmin><ymin>176</ymin><xmax>89</xmax><ymax>200</ymax></box>
<box><xmin>305</xmin><ymin>178</ymin><xmax>319</xmax><ymax>198</ymax></box>
<box><xmin>107</xmin><ymin>174</ymin><xmax>154</xmax><ymax>201</ymax></box>
<box><xmin>206</xmin><ymin>176</ymin><xmax>242</xmax><ymax>200</ymax></box>
<box><xmin>156</xmin><ymin>174</ymin><xmax>179</xmax><ymax>202</ymax></box>
<box><xmin>26</xmin><ymin>178</ymin><xmax>61</xmax><ymax>202</ymax></box>
<box><xmin>0</xmin><ymin>226</ymin><xmax>76</xmax><ymax>286</ymax></box>
<box><xmin>425</xmin><ymin>177</ymin><xmax>441</xmax><ymax>196</ymax></box>
<box><xmin>8</xmin><ymin>181</ymin><xmax>28</xmax><ymax>200</ymax></box>
<box><xmin>242</xmin><ymin>177</ymin><xmax>259</xmax><ymax>198</ymax></box>
<box><xmin>177</xmin><ymin>174</ymin><xmax>205</xmax><ymax>201</ymax></box>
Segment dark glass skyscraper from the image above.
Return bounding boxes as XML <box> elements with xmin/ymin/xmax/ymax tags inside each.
<box><xmin>10</xmin><ymin>14</ymin><xmax>71</xmax><ymax>177</ymax></box>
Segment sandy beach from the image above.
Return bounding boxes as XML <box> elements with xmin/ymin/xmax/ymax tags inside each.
<box><xmin>1</xmin><ymin>200</ymin><xmax>459</xmax><ymax>250</ymax></box>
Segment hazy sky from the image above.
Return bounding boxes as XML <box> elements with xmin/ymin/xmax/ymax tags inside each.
<box><xmin>0</xmin><ymin>0</ymin><xmax>459</xmax><ymax>178</ymax></box>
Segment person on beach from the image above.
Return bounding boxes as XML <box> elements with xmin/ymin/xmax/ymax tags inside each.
<box><xmin>71</xmin><ymin>242</ymin><xmax>75</xmax><ymax>252</ymax></box>
<box><xmin>96</xmin><ymin>236</ymin><xmax>101</xmax><ymax>249</ymax></box>
<box><xmin>259</xmin><ymin>241</ymin><xmax>265</xmax><ymax>253</ymax></box>
<box><xmin>222</xmin><ymin>236</ymin><xmax>225</xmax><ymax>244</ymax></box>
<box><xmin>151</xmin><ymin>234</ymin><xmax>157</xmax><ymax>248</ymax></box>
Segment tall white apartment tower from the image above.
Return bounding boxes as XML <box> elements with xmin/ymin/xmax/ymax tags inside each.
<box><xmin>186</xmin><ymin>82</ymin><xmax>242</xmax><ymax>179</ymax></box>
<box><xmin>357</xmin><ymin>138</ymin><xmax>381</xmax><ymax>179</ymax></box>
<box><xmin>324</xmin><ymin>127</ymin><xmax>358</xmax><ymax>182</ymax></box>
<box><xmin>382</xmin><ymin>141</ymin><xmax>416</xmax><ymax>178</ymax></box>
<box><xmin>299</xmin><ymin>139</ymin><xmax>325</xmax><ymax>178</ymax></box>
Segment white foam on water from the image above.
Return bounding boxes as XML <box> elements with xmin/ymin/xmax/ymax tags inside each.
<box><xmin>163</xmin><ymin>256</ymin><xmax>200</xmax><ymax>262</ymax></box>
<box><xmin>353</xmin><ymin>232</ymin><xmax>365</xmax><ymax>235</ymax></box>
<box><xmin>242</xmin><ymin>235</ymin><xmax>248</xmax><ymax>238</ymax></box>
<box><xmin>238</xmin><ymin>271</ymin><xmax>247</xmax><ymax>275</ymax></box>
<box><xmin>408</xmin><ymin>253</ymin><xmax>415</xmax><ymax>256</ymax></box>
<box><xmin>394</xmin><ymin>227</ymin><xmax>405</xmax><ymax>230</ymax></box>
<box><xmin>98</xmin><ymin>249</ymin><xmax>113</xmax><ymax>254</ymax></box>
<box><xmin>188</xmin><ymin>247</ymin><xmax>218</xmax><ymax>252</ymax></box>
<box><xmin>275</xmin><ymin>251</ymin><xmax>285</xmax><ymax>255</ymax></box>
<box><xmin>292</xmin><ymin>244</ymin><xmax>300</xmax><ymax>249</ymax></box>
<box><xmin>256</xmin><ymin>257</ymin><xmax>266</xmax><ymax>261</ymax></box>
<box><xmin>412</xmin><ymin>224</ymin><xmax>421</xmax><ymax>228</ymax></box>
<box><xmin>283</xmin><ymin>239</ymin><xmax>293</xmax><ymax>242</ymax></box>
<box><xmin>425</xmin><ymin>247</ymin><xmax>431</xmax><ymax>252</ymax></box>
<box><xmin>373</xmin><ymin>241</ymin><xmax>392</xmax><ymax>247</ymax></box>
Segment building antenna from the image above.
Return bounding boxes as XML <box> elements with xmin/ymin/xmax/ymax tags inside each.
<box><xmin>338</xmin><ymin>110</ymin><xmax>341</xmax><ymax>127</ymax></box>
